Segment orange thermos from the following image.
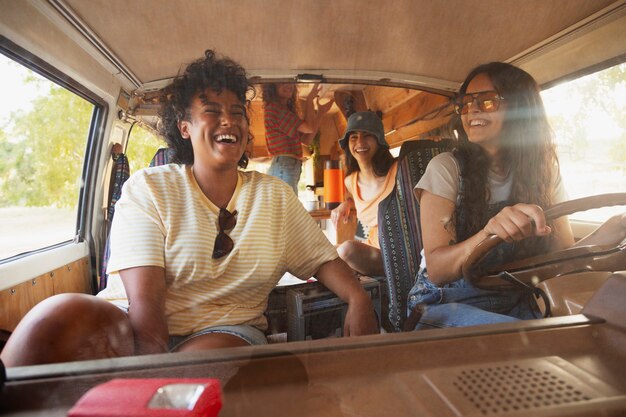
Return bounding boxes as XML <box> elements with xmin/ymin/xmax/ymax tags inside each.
<box><xmin>323</xmin><ymin>160</ymin><xmax>344</xmax><ymax>210</ymax></box>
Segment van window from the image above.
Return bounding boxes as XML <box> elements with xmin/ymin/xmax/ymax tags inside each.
<box><xmin>126</xmin><ymin>124</ymin><xmax>166</xmax><ymax>173</ymax></box>
<box><xmin>0</xmin><ymin>54</ymin><xmax>95</xmax><ymax>260</ymax></box>
<box><xmin>542</xmin><ymin>62</ymin><xmax>626</xmax><ymax>222</ymax></box>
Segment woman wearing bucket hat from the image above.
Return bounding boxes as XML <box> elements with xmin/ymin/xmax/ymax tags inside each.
<box><xmin>331</xmin><ymin>111</ymin><xmax>397</xmax><ymax>276</ymax></box>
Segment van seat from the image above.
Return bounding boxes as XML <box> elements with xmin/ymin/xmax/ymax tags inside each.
<box><xmin>378</xmin><ymin>139</ymin><xmax>455</xmax><ymax>332</ymax></box>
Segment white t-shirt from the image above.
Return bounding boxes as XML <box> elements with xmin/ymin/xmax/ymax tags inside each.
<box><xmin>414</xmin><ymin>152</ymin><xmax>567</xmax><ymax>205</ymax></box>
<box><xmin>98</xmin><ymin>165</ymin><xmax>337</xmax><ymax>334</ymax></box>
<box><xmin>413</xmin><ymin>152</ymin><xmax>567</xmax><ymax>270</ymax></box>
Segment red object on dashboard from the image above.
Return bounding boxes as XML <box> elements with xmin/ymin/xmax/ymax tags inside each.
<box><xmin>67</xmin><ymin>378</ymin><xmax>222</xmax><ymax>417</ymax></box>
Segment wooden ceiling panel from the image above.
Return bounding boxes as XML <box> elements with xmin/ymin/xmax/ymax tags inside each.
<box><xmin>381</xmin><ymin>93</ymin><xmax>451</xmax><ymax>133</ymax></box>
<box><xmin>363</xmin><ymin>87</ymin><xmax>423</xmax><ymax>115</ymax></box>
<box><xmin>385</xmin><ymin>116</ymin><xmax>454</xmax><ymax>148</ymax></box>
<box><xmin>244</xmin><ymin>83</ymin><xmax>454</xmax><ymax>156</ymax></box>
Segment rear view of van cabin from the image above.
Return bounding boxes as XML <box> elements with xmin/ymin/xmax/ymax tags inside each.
<box><xmin>1</xmin><ymin>1</ymin><xmax>626</xmax><ymax>416</ymax></box>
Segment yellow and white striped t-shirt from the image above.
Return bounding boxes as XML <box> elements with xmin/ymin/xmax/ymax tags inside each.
<box><xmin>100</xmin><ymin>165</ymin><xmax>337</xmax><ymax>334</ymax></box>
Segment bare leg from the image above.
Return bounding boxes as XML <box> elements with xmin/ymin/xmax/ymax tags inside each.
<box><xmin>173</xmin><ymin>333</ymin><xmax>250</xmax><ymax>352</ymax></box>
<box><xmin>0</xmin><ymin>293</ymin><xmax>133</xmax><ymax>366</ymax></box>
<box><xmin>336</xmin><ymin>240</ymin><xmax>385</xmax><ymax>276</ymax></box>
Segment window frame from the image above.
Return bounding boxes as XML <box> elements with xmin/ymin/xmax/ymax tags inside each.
<box><xmin>540</xmin><ymin>59</ymin><xmax>626</xmax><ymax>228</ymax></box>
<box><xmin>0</xmin><ymin>36</ymin><xmax>108</xmax><ymax>265</ymax></box>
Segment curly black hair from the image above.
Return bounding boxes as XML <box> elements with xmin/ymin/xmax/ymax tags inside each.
<box><xmin>158</xmin><ymin>50</ymin><xmax>255</xmax><ymax>167</ymax></box>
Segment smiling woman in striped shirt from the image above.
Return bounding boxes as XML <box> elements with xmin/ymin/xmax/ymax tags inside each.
<box><xmin>0</xmin><ymin>50</ymin><xmax>377</xmax><ymax>367</ymax></box>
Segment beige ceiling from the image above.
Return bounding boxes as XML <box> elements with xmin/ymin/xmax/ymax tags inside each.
<box><xmin>61</xmin><ymin>0</ymin><xmax>624</xmax><ymax>90</ymax></box>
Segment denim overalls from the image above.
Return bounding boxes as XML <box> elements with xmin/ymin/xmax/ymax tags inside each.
<box><xmin>407</xmin><ymin>154</ymin><xmax>547</xmax><ymax>330</ymax></box>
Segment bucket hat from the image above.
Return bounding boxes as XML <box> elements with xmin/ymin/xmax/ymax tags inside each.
<box><xmin>339</xmin><ymin>111</ymin><xmax>388</xmax><ymax>150</ymax></box>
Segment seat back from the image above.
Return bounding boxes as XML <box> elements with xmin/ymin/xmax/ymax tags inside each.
<box><xmin>149</xmin><ymin>147</ymin><xmax>175</xmax><ymax>167</ymax></box>
<box><xmin>99</xmin><ymin>148</ymin><xmax>172</xmax><ymax>291</ymax></box>
<box><xmin>99</xmin><ymin>150</ymin><xmax>130</xmax><ymax>291</ymax></box>
<box><xmin>378</xmin><ymin>139</ymin><xmax>455</xmax><ymax>331</ymax></box>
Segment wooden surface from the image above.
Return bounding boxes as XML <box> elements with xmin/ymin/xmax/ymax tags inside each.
<box><xmin>307</xmin><ymin>208</ymin><xmax>332</xmax><ymax>220</ymax></box>
<box><xmin>248</xmin><ymin>85</ymin><xmax>452</xmax><ymax>159</ymax></box>
<box><xmin>0</xmin><ymin>257</ymin><xmax>91</xmax><ymax>332</ymax></box>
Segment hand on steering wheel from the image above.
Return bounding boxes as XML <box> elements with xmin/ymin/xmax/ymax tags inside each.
<box><xmin>482</xmin><ymin>203</ymin><xmax>551</xmax><ymax>243</ymax></box>
<box><xmin>463</xmin><ymin>193</ymin><xmax>626</xmax><ymax>289</ymax></box>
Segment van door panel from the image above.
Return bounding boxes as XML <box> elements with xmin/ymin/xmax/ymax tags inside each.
<box><xmin>0</xmin><ymin>257</ymin><xmax>91</xmax><ymax>333</ymax></box>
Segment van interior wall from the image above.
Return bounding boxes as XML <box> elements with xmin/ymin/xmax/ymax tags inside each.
<box><xmin>0</xmin><ymin>258</ymin><xmax>91</xmax><ymax>333</ymax></box>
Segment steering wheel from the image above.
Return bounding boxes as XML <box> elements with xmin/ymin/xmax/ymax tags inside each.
<box><xmin>462</xmin><ymin>193</ymin><xmax>626</xmax><ymax>290</ymax></box>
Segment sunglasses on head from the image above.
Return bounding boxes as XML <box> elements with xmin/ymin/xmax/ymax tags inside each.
<box><xmin>212</xmin><ymin>208</ymin><xmax>237</xmax><ymax>259</ymax></box>
<box><xmin>454</xmin><ymin>91</ymin><xmax>504</xmax><ymax>115</ymax></box>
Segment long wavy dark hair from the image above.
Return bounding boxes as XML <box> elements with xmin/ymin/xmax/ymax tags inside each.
<box><xmin>344</xmin><ymin>146</ymin><xmax>395</xmax><ymax>177</ymax></box>
<box><xmin>454</xmin><ymin>62</ymin><xmax>559</xmax><ymax>244</ymax></box>
<box><xmin>261</xmin><ymin>83</ymin><xmax>299</xmax><ymax>114</ymax></box>
<box><xmin>158</xmin><ymin>49</ymin><xmax>255</xmax><ymax>168</ymax></box>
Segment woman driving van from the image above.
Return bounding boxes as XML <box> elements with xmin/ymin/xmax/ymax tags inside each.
<box><xmin>407</xmin><ymin>62</ymin><xmax>576</xmax><ymax>329</ymax></box>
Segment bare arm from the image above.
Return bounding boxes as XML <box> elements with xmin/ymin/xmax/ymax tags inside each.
<box><xmin>314</xmin><ymin>258</ymin><xmax>379</xmax><ymax>336</ymax></box>
<box><xmin>297</xmin><ymin>123</ymin><xmax>315</xmax><ymax>134</ymax></box>
<box><xmin>299</xmin><ymin>84</ymin><xmax>334</xmax><ymax>145</ymax></box>
<box><xmin>331</xmin><ymin>182</ymin><xmax>354</xmax><ymax>226</ymax></box>
<box><xmin>119</xmin><ymin>266</ymin><xmax>169</xmax><ymax>355</ymax></box>
<box><xmin>421</xmin><ymin>191</ymin><xmax>555</xmax><ymax>285</ymax></box>
<box><xmin>296</xmin><ymin>84</ymin><xmax>320</xmax><ymax>137</ymax></box>
<box><xmin>420</xmin><ymin>191</ymin><xmax>488</xmax><ymax>285</ymax></box>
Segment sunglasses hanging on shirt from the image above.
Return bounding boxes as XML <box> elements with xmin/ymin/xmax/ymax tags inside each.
<box><xmin>212</xmin><ymin>208</ymin><xmax>237</xmax><ymax>259</ymax></box>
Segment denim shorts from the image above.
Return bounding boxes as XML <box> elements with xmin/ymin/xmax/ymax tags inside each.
<box><xmin>268</xmin><ymin>155</ymin><xmax>302</xmax><ymax>193</ymax></box>
<box><xmin>110</xmin><ymin>302</ymin><xmax>268</xmax><ymax>349</ymax></box>
<box><xmin>407</xmin><ymin>268</ymin><xmax>541</xmax><ymax>329</ymax></box>
<box><xmin>168</xmin><ymin>325</ymin><xmax>268</xmax><ymax>351</ymax></box>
